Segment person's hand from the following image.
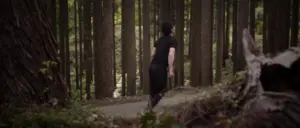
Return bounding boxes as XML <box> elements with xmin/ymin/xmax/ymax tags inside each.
<box><xmin>169</xmin><ymin>68</ymin><xmax>175</xmax><ymax>78</ymax></box>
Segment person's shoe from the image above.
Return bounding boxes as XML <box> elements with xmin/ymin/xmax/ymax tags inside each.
<box><xmin>150</xmin><ymin>94</ymin><xmax>162</xmax><ymax>108</ymax></box>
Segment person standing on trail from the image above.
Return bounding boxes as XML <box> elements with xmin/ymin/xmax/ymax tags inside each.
<box><xmin>148</xmin><ymin>22</ymin><xmax>177</xmax><ymax>109</ymax></box>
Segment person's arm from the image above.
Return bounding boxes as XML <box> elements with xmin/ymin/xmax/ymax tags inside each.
<box><xmin>168</xmin><ymin>39</ymin><xmax>177</xmax><ymax>71</ymax></box>
<box><xmin>151</xmin><ymin>47</ymin><xmax>156</xmax><ymax>60</ymax></box>
<box><xmin>168</xmin><ymin>47</ymin><xmax>175</xmax><ymax>71</ymax></box>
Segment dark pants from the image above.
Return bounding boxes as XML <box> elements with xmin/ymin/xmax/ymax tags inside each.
<box><xmin>148</xmin><ymin>63</ymin><xmax>167</xmax><ymax>107</ymax></box>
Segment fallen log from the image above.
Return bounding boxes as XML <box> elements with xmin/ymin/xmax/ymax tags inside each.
<box><xmin>175</xmin><ymin>28</ymin><xmax>300</xmax><ymax>128</ymax></box>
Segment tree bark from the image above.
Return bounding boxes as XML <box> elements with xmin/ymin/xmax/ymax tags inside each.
<box><xmin>190</xmin><ymin>0</ymin><xmax>201</xmax><ymax>87</ymax></box>
<box><xmin>142</xmin><ymin>0</ymin><xmax>151</xmax><ymax>94</ymax></box>
<box><xmin>234</xmin><ymin>0</ymin><xmax>249</xmax><ymax>73</ymax></box>
<box><xmin>122</xmin><ymin>0</ymin><xmax>136</xmax><ymax>96</ymax></box>
<box><xmin>266</xmin><ymin>0</ymin><xmax>290</xmax><ymax>55</ymax></box>
<box><xmin>249</xmin><ymin>0</ymin><xmax>256</xmax><ymax>38</ymax></box>
<box><xmin>231</xmin><ymin>0</ymin><xmax>237</xmax><ymax>72</ymax></box>
<box><xmin>216</xmin><ymin>0</ymin><xmax>225</xmax><ymax>83</ymax></box>
<box><xmin>200</xmin><ymin>0</ymin><xmax>213</xmax><ymax>86</ymax></box>
<box><xmin>78</xmin><ymin>0</ymin><xmax>84</xmax><ymax>100</ymax></box>
<box><xmin>97</xmin><ymin>0</ymin><xmax>114</xmax><ymax>98</ymax></box>
<box><xmin>50</xmin><ymin>0</ymin><xmax>57</xmax><ymax>39</ymax></box>
<box><xmin>159</xmin><ymin>0</ymin><xmax>172</xmax><ymax>24</ymax></box>
<box><xmin>262</xmin><ymin>0</ymin><xmax>270</xmax><ymax>54</ymax></box>
<box><xmin>290</xmin><ymin>0</ymin><xmax>299</xmax><ymax>47</ymax></box>
<box><xmin>59</xmin><ymin>0</ymin><xmax>70</xmax><ymax>96</ymax></box>
<box><xmin>223</xmin><ymin>0</ymin><xmax>231</xmax><ymax>67</ymax></box>
<box><xmin>74</xmin><ymin>0</ymin><xmax>79</xmax><ymax>91</ymax></box>
<box><xmin>94</xmin><ymin>0</ymin><xmax>103</xmax><ymax>99</ymax></box>
<box><xmin>83</xmin><ymin>0</ymin><xmax>92</xmax><ymax>99</ymax></box>
<box><xmin>175</xmin><ymin>0</ymin><xmax>185</xmax><ymax>87</ymax></box>
<box><xmin>138</xmin><ymin>0</ymin><xmax>143</xmax><ymax>94</ymax></box>
<box><xmin>0</xmin><ymin>0</ymin><xmax>69</xmax><ymax>107</ymax></box>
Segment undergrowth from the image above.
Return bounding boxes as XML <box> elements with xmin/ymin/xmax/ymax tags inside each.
<box><xmin>0</xmin><ymin>101</ymin><xmax>117</xmax><ymax>128</ymax></box>
<box><xmin>138</xmin><ymin>110</ymin><xmax>184</xmax><ymax>128</ymax></box>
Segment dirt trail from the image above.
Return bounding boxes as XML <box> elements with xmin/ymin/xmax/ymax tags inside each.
<box><xmin>91</xmin><ymin>89</ymin><xmax>201</xmax><ymax>119</ymax></box>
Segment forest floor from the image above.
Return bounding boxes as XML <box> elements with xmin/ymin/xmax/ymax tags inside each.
<box><xmin>89</xmin><ymin>87</ymin><xmax>201</xmax><ymax>119</ymax></box>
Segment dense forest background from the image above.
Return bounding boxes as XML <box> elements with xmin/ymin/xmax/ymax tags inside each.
<box><xmin>1</xmin><ymin>0</ymin><xmax>299</xmax><ymax>127</ymax></box>
<box><xmin>47</xmin><ymin>0</ymin><xmax>298</xmax><ymax>100</ymax></box>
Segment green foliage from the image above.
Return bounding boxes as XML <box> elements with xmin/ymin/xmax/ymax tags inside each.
<box><xmin>139</xmin><ymin>111</ymin><xmax>184</xmax><ymax>128</ymax></box>
<box><xmin>0</xmin><ymin>102</ymin><xmax>116</xmax><ymax>128</ymax></box>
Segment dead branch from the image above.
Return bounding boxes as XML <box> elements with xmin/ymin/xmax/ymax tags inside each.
<box><xmin>238</xmin><ymin>28</ymin><xmax>264</xmax><ymax>102</ymax></box>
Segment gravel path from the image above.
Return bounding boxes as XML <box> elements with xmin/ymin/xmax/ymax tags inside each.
<box><xmin>92</xmin><ymin>91</ymin><xmax>200</xmax><ymax>119</ymax></box>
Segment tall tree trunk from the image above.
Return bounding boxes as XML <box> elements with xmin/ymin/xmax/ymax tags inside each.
<box><xmin>290</xmin><ymin>0</ymin><xmax>299</xmax><ymax>47</ymax></box>
<box><xmin>98</xmin><ymin>0</ymin><xmax>114</xmax><ymax>97</ymax></box>
<box><xmin>78</xmin><ymin>0</ymin><xmax>83</xmax><ymax>100</ymax></box>
<box><xmin>138</xmin><ymin>0</ymin><xmax>143</xmax><ymax>93</ymax></box>
<box><xmin>190</xmin><ymin>0</ymin><xmax>201</xmax><ymax>87</ymax></box>
<box><xmin>153</xmin><ymin>0</ymin><xmax>158</xmax><ymax>42</ymax></box>
<box><xmin>122</xmin><ymin>0</ymin><xmax>137</xmax><ymax>96</ymax></box>
<box><xmin>94</xmin><ymin>0</ymin><xmax>103</xmax><ymax>99</ymax></box>
<box><xmin>113</xmin><ymin>0</ymin><xmax>117</xmax><ymax>90</ymax></box>
<box><xmin>249</xmin><ymin>0</ymin><xmax>256</xmax><ymax>38</ymax></box>
<box><xmin>233</xmin><ymin>0</ymin><xmax>248</xmax><ymax>73</ymax></box>
<box><xmin>216</xmin><ymin>0</ymin><xmax>225</xmax><ymax>83</ymax></box>
<box><xmin>121</xmin><ymin>0</ymin><xmax>127</xmax><ymax>96</ymax></box>
<box><xmin>50</xmin><ymin>0</ymin><xmax>57</xmax><ymax>39</ymax></box>
<box><xmin>59</xmin><ymin>0</ymin><xmax>67</xmax><ymax>82</ymax></box>
<box><xmin>175</xmin><ymin>0</ymin><xmax>184</xmax><ymax>87</ymax></box>
<box><xmin>231</xmin><ymin>0</ymin><xmax>237</xmax><ymax>72</ymax></box>
<box><xmin>59</xmin><ymin>0</ymin><xmax>70</xmax><ymax>95</ymax></box>
<box><xmin>263</xmin><ymin>0</ymin><xmax>270</xmax><ymax>54</ymax></box>
<box><xmin>0</xmin><ymin>0</ymin><xmax>68</xmax><ymax>107</ymax></box>
<box><xmin>74</xmin><ymin>0</ymin><xmax>79</xmax><ymax>90</ymax></box>
<box><xmin>142</xmin><ymin>0</ymin><xmax>151</xmax><ymax>94</ymax></box>
<box><xmin>266</xmin><ymin>0</ymin><xmax>290</xmax><ymax>55</ymax></box>
<box><xmin>188</xmin><ymin>0</ymin><xmax>192</xmax><ymax>59</ymax></box>
<box><xmin>200</xmin><ymin>0</ymin><xmax>213</xmax><ymax>86</ymax></box>
<box><xmin>223</xmin><ymin>0</ymin><xmax>231</xmax><ymax>67</ymax></box>
<box><xmin>83</xmin><ymin>0</ymin><xmax>92</xmax><ymax>99</ymax></box>
<box><xmin>159</xmin><ymin>0</ymin><xmax>172</xmax><ymax>24</ymax></box>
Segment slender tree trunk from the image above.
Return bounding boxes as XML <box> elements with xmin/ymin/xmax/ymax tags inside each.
<box><xmin>249</xmin><ymin>0</ymin><xmax>256</xmax><ymax>38</ymax></box>
<box><xmin>188</xmin><ymin>0</ymin><xmax>192</xmax><ymax>59</ymax></box>
<box><xmin>94</xmin><ymin>0</ymin><xmax>103</xmax><ymax>99</ymax></box>
<box><xmin>113</xmin><ymin>0</ymin><xmax>117</xmax><ymax>90</ymax></box>
<box><xmin>59</xmin><ymin>0</ymin><xmax>67</xmax><ymax>81</ymax></box>
<box><xmin>216</xmin><ymin>0</ymin><xmax>225</xmax><ymax>83</ymax></box>
<box><xmin>200</xmin><ymin>0</ymin><xmax>213</xmax><ymax>86</ymax></box>
<box><xmin>231</xmin><ymin>0</ymin><xmax>238</xmax><ymax>74</ymax></box>
<box><xmin>78</xmin><ymin>0</ymin><xmax>83</xmax><ymax>100</ymax></box>
<box><xmin>142</xmin><ymin>0</ymin><xmax>151</xmax><ymax>94</ymax></box>
<box><xmin>122</xmin><ymin>0</ymin><xmax>137</xmax><ymax>96</ymax></box>
<box><xmin>59</xmin><ymin>0</ymin><xmax>70</xmax><ymax>95</ymax></box>
<box><xmin>190</xmin><ymin>0</ymin><xmax>201</xmax><ymax>87</ymax></box>
<box><xmin>263</xmin><ymin>0</ymin><xmax>270</xmax><ymax>54</ymax></box>
<box><xmin>290</xmin><ymin>0</ymin><xmax>299</xmax><ymax>47</ymax></box>
<box><xmin>159</xmin><ymin>0</ymin><xmax>172</xmax><ymax>26</ymax></box>
<box><xmin>234</xmin><ymin>0</ymin><xmax>249</xmax><ymax>72</ymax></box>
<box><xmin>50</xmin><ymin>0</ymin><xmax>57</xmax><ymax>39</ymax></box>
<box><xmin>121</xmin><ymin>0</ymin><xmax>127</xmax><ymax>96</ymax></box>
<box><xmin>175</xmin><ymin>0</ymin><xmax>184</xmax><ymax>87</ymax></box>
<box><xmin>266</xmin><ymin>0</ymin><xmax>290</xmax><ymax>55</ymax></box>
<box><xmin>223</xmin><ymin>0</ymin><xmax>231</xmax><ymax>67</ymax></box>
<box><xmin>98</xmin><ymin>0</ymin><xmax>114</xmax><ymax>97</ymax></box>
<box><xmin>0</xmin><ymin>0</ymin><xmax>69</xmax><ymax>107</ymax></box>
<box><xmin>83</xmin><ymin>0</ymin><xmax>92</xmax><ymax>99</ymax></box>
<box><xmin>138</xmin><ymin>0</ymin><xmax>143</xmax><ymax>93</ymax></box>
<box><xmin>153</xmin><ymin>0</ymin><xmax>158</xmax><ymax>42</ymax></box>
<box><xmin>231</xmin><ymin>0</ymin><xmax>237</xmax><ymax>71</ymax></box>
<box><xmin>74</xmin><ymin>0</ymin><xmax>79</xmax><ymax>90</ymax></box>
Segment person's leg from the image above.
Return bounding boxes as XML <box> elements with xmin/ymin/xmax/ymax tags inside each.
<box><xmin>148</xmin><ymin>64</ymin><xmax>167</xmax><ymax>108</ymax></box>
